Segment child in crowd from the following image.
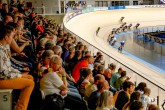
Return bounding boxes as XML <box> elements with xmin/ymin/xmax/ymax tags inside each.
<box><xmin>141</xmin><ymin>87</ymin><xmax>155</xmax><ymax>110</ymax></box>
<box><xmin>38</xmin><ymin>50</ymin><xmax>54</xmax><ymax>78</ymax></box>
<box><xmin>77</xmin><ymin>68</ymin><xmax>93</xmax><ymax>95</ymax></box>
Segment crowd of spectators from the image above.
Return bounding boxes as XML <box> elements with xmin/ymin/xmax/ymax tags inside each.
<box><xmin>0</xmin><ymin>0</ymin><xmax>160</xmax><ymax>110</ymax></box>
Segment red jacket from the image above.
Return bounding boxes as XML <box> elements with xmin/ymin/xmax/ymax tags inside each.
<box><xmin>72</xmin><ymin>60</ymin><xmax>88</xmax><ymax>83</ymax></box>
<box><xmin>36</xmin><ymin>24</ymin><xmax>44</xmax><ymax>34</ymax></box>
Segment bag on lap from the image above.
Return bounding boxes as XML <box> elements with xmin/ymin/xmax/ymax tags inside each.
<box><xmin>43</xmin><ymin>93</ymin><xmax>65</xmax><ymax>110</ymax></box>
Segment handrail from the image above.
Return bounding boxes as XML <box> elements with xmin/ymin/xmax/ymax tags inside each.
<box><xmin>63</xmin><ymin>7</ymin><xmax>165</xmax><ymax>109</ymax></box>
<box><xmin>136</xmin><ymin>25</ymin><xmax>165</xmax><ymax>34</ymax></box>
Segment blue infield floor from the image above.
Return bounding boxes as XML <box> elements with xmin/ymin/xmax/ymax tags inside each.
<box><xmin>113</xmin><ymin>31</ymin><xmax>165</xmax><ymax>74</ymax></box>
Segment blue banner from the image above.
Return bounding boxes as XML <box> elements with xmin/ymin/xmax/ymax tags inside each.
<box><xmin>108</xmin><ymin>6</ymin><xmax>125</xmax><ymax>10</ymax></box>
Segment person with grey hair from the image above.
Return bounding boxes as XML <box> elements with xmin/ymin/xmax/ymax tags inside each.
<box><xmin>37</xmin><ymin>38</ymin><xmax>49</xmax><ymax>57</ymax></box>
<box><xmin>53</xmin><ymin>45</ymin><xmax>63</xmax><ymax>57</ymax></box>
<box><xmin>40</xmin><ymin>55</ymin><xmax>68</xmax><ymax>97</ymax></box>
<box><xmin>96</xmin><ymin>90</ymin><xmax>117</xmax><ymax>110</ymax></box>
<box><xmin>39</xmin><ymin>38</ymin><xmax>49</xmax><ymax>49</ymax></box>
<box><xmin>45</xmin><ymin>40</ymin><xmax>55</xmax><ymax>50</ymax></box>
<box><xmin>40</xmin><ymin>55</ymin><xmax>87</xmax><ymax>110</ymax></box>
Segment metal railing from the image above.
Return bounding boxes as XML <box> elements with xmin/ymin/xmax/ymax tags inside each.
<box><xmin>134</xmin><ymin>25</ymin><xmax>165</xmax><ymax>55</ymax></box>
<box><xmin>63</xmin><ymin>7</ymin><xmax>165</xmax><ymax>109</ymax></box>
<box><xmin>136</xmin><ymin>25</ymin><xmax>165</xmax><ymax>34</ymax></box>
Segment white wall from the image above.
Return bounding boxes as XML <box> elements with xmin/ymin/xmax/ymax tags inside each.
<box><xmin>1</xmin><ymin>0</ymin><xmax>8</xmax><ymax>3</ymax></box>
<box><xmin>25</xmin><ymin>0</ymin><xmax>59</xmax><ymax>14</ymax></box>
<box><xmin>25</xmin><ymin>0</ymin><xmax>58</xmax><ymax>7</ymax></box>
<box><xmin>25</xmin><ymin>0</ymin><xmax>143</xmax><ymax>8</ymax></box>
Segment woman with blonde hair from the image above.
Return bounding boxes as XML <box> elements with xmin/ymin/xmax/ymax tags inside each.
<box><xmin>96</xmin><ymin>90</ymin><xmax>117</xmax><ymax>110</ymax></box>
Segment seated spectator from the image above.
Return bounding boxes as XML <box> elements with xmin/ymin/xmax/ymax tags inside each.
<box><xmin>36</xmin><ymin>20</ymin><xmax>44</xmax><ymax>34</ymax></box>
<box><xmin>77</xmin><ymin>68</ymin><xmax>93</xmax><ymax>95</ymax></box>
<box><xmin>38</xmin><ymin>50</ymin><xmax>54</xmax><ymax>78</ymax></box>
<box><xmin>115</xmin><ymin>81</ymin><xmax>135</xmax><ymax>110</ymax></box>
<box><xmin>113</xmin><ymin>71</ymin><xmax>128</xmax><ymax>90</ymax></box>
<box><xmin>72</xmin><ymin>55</ymin><xmax>94</xmax><ymax>83</ymax></box>
<box><xmin>148</xmin><ymin>104</ymin><xmax>160</xmax><ymax>110</ymax></box>
<box><xmin>6</xmin><ymin>23</ymin><xmax>34</xmax><ymax>67</ymax></box>
<box><xmin>52</xmin><ymin>45</ymin><xmax>77</xmax><ymax>85</ymax></box>
<box><xmin>141</xmin><ymin>87</ymin><xmax>155</xmax><ymax>110</ymax></box>
<box><xmin>78</xmin><ymin>44</ymin><xmax>84</xmax><ymax>52</ymax></box>
<box><xmin>82</xmin><ymin>50</ymin><xmax>90</xmax><ymax>58</ymax></box>
<box><xmin>40</xmin><ymin>55</ymin><xmax>87</xmax><ymax>110</ymax></box>
<box><xmin>96</xmin><ymin>90</ymin><xmax>117</xmax><ymax>110</ymax></box>
<box><xmin>52</xmin><ymin>45</ymin><xmax>63</xmax><ymax>57</ymax></box>
<box><xmin>135</xmin><ymin>82</ymin><xmax>147</xmax><ymax>95</ymax></box>
<box><xmin>71</xmin><ymin>50</ymin><xmax>82</xmax><ymax>67</ymax></box>
<box><xmin>104</xmin><ymin>67</ymin><xmax>111</xmax><ymax>83</ymax></box>
<box><xmin>104</xmin><ymin>63</ymin><xmax>116</xmax><ymax>83</ymax></box>
<box><xmin>113</xmin><ymin>90</ymin><xmax>122</xmax><ymax>105</ymax></box>
<box><xmin>40</xmin><ymin>55</ymin><xmax>68</xmax><ymax>99</ymax></box>
<box><xmin>63</xmin><ymin>43</ymin><xmax>74</xmax><ymax>62</ymax></box>
<box><xmin>44</xmin><ymin>40</ymin><xmax>55</xmax><ymax>50</ymax></box>
<box><xmin>64</xmin><ymin>47</ymin><xmax>75</xmax><ymax>75</ymax></box>
<box><xmin>61</xmin><ymin>40</ymin><xmax>70</xmax><ymax>62</ymax></box>
<box><xmin>94</xmin><ymin>65</ymin><xmax>105</xmax><ymax>77</ymax></box>
<box><xmin>75</xmin><ymin>41</ymin><xmax>83</xmax><ymax>50</ymax></box>
<box><xmin>110</xmin><ymin>67</ymin><xmax>123</xmax><ymax>87</ymax></box>
<box><xmin>94</xmin><ymin>54</ymin><xmax>104</xmax><ymax>65</ymax></box>
<box><xmin>6</xmin><ymin>22</ymin><xmax>32</xmax><ymax>56</ymax></box>
<box><xmin>123</xmin><ymin>91</ymin><xmax>141</xmax><ymax>110</ymax></box>
<box><xmin>6</xmin><ymin>22</ymin><xmax>30</xmax><ymax>56</ymax></box>
<box><xmin>85</xmin><ymin>74</ymin><xmax>105</xmax><ymax>100</ymax></box>
<box><xmin>94</xmin><ymin>51</ymin><xmax>102</xmax><ymax>59</ymax></box>
<box><xmin>88</xmin><ymin>80</ymin><xmax>110</xmax><ymax>110</ymax></box>
<box><xmin>0</xmin><ymin>24</ymin><xmax>34</xmax><ymax>110</ymax></box>
<box><xmin>130</xmin><ymin>101</ymin><xmax>143</xmax><ymax>110</ymax></box>
<box><xmin>37</xmin><ymin>38</ymin><xmax>49</xmax><ymax>56</ymax></box>
<box><xmin>92</xmin><ymin>63</ymin><xmax>100</xmax><ymax>77</ymax></box>
<box><xmin>2</xmin><ymin>22</ymin><xmax>31</xmax><ymax>70</ymax></box>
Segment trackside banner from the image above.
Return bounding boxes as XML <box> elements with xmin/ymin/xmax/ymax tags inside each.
<box><xmin>108</xmin><ymin>6</ymin><xmax>126</xmax><ymax>10</ymax></box>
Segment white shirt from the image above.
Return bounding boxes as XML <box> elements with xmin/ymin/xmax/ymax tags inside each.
<box><xmin>40</xmin><ymin>72</ymin><xmax>63</xmax><ymax>97</ymax></box>
<box><xmin>88</xmin><ymin>64</ymin><xmax>94</xmax><ymax>71</ymax></box>
<box><xmin>0</xmin><ymin>45</ymin><xmax>21</xmax><ymax>79</ymax></box>
<box><xmin>141</xmin><ymin>94</ymin><xmax>151</xmax><ymax>110</ymax></box>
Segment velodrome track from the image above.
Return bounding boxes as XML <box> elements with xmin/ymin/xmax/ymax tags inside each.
<box><xmin>64</xmin><ymin>8</ymin><xmax>165</xmax><ymax>107</ymax></box>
